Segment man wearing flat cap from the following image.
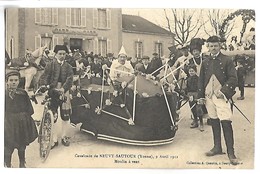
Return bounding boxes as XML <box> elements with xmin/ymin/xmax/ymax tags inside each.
<box><xmin>197</xmin><ymin>36</ymin><xmax>239</xmax><ymax>165</ymax></box>
<box><xmin>136</xmin><ymin>55</ymin><xmax>153</xmax><ymax>75</ymax></box>
<box><xmin>39</xmin><ymin>44</ymin><xmax>74</xmax><ymax>149</ymax></box>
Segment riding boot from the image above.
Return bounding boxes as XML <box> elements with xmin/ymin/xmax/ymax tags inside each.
<box><xmin>18</xmin><ymin>150</ymin><xmax>26</xmax><ymax>168</ymax></box>
<box><xmin>221</xmin><ymin>120</ymin><xmax>239</xmax><ymax>165</ymax></box>
<box><xmin>205</xmin><ymin>118</ymin><xmax>223</xmax><ymax>156</ymax></box>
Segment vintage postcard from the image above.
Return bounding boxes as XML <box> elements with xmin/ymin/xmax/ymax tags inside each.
<box><xmin>2</xmin><ymin>1</ymin><xmax>256</xmax><ymax>171</ymax></box>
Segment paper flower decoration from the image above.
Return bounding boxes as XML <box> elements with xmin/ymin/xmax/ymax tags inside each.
<box><xmin>105</xmin><ymin>99</ymin><xmax>112</xmax><ymax>106</ymax></box>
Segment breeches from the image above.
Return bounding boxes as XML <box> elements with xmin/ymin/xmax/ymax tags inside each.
<box><xmin>205</xmin><ymin>94</ymin><xmax>232</xmax><ymax>121</ymax></box>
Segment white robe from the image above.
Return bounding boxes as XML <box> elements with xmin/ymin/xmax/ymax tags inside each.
<box><xmin>109</xmin><ymin>60</ymin><xmax>134</xmax><ymax>81</ymax></box>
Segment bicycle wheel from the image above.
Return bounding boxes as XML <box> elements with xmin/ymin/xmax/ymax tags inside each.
<box><xmin>39</xmin><ymin>109</ymin><xmax>54</xmax><ymax>162</ymax></box>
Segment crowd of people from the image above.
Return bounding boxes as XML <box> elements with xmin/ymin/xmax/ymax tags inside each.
<box><xmin>5</xmin><ymin>34</ymin><xmax>248</xmax><ymax>167</ymax></box>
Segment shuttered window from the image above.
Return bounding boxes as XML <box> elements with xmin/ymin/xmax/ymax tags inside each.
<box><xmin>155</xmin><ymin>42</ymin><xmax>163</xmax><ymax>58</ymax></box>
<box><xmin>66</xmin><ymin>8</ymin><xmax>86</xmax><ymax>27</ymax></box>
<box><xmin>35</xmin><ymin>35</ymin><xmax>41</xmax><ymax>50</ymax></box>
<box><xmin>94</xmin><ymin>8</ymin><xmax>111</xmax><ymax>29</ymax></box>
<box><xmin>98</xmin><ymin>39</ymin><xmax>107</xmax><ymax>56</ymax></box>
<box><xmin>135</xmin><ymin>41</ymin><xmax>143</xmax><ymax>58</ymax></box>
<box><xmin>35</xmin><ymin>8</ymin><xmax>58</xmax><ymax>25</ymax></box>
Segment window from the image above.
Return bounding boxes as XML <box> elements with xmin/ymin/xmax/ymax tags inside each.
<box><xmin>93</xmin><ymin>9</ymin><xmax>111</xmax><ymax>29</ymax></box>
<box><xmin>35</xmin><ymin>8</ymin><xmax>58</xmax><ymax>25</ymax></box>
<box><xmin>71</xmin><ymin>8</ymin><xmax>81</xmax><ymax>26</ymax></box>
<box><xmin>35</xmin><ymin>35</ymin><xmax>58</xmax><ymax>50</ymax></box>
<box><xmin>66</xmin><ymin>8</ymin><xmax>86</xmax><ymax>27</ymax></box>
<box><xmin>41</xmin><ymin>37</ymin><xmax>52</xmax><ymax>50</ymax></box>
<box><xmin>98</xmin><ymin>39</ymin><xmax>107</xmax><ymax>56</ymax></box>
<box><xmin>135</xmin><ymin>41</ymin><xmax>143</xmax><ymax>58</ymax></box>
<box><xmin>155</xmin><ymin>42</ymin><xmax>163</xmax><ymax>57</ymax></box>
<box><xmin>98</xmin><ymin>9</ymin><xmax>107</xmax><ymax>28</ymax></box>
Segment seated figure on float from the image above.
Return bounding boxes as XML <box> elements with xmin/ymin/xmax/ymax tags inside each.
<box><xmin>109</xmin><ymin>46</ymin><xmax>134</xmax><ymax>81</ymax></box>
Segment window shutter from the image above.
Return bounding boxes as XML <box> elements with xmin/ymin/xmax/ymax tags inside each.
<box><xmin>154</xmin><ymin>41</ymin><xmax>157</xmax><ymax>54</ymax></box>
<box><xmin>93</xmin><ymin>8</ymin><xmax>98</xmax><ymax>29</ymax></box>
<box><xmin>35</xmin><ymin>35</ymin><xmax>41</xmax><ymax>50</ymax></box>
<box><xmin>81</xmin><ymin>8</ymin><xmax>86</xmax><ymax>27</ymax></box>
<box><xmin>93</xmin><ymin>38</ymin><xmax>98</xmax><ymax>54</ymax></box>
<box><xmin>107</xmin><ymin>39</ymin><xmax>112</xmax><ymax>54</ymax></box>
<box><xmin>52</xmin><ymin>36</ymin><xmax>59</xmax><ymax>50</ymax></box>
<box><xmin>35</xmin><ymin>8</ymin><xmax>41</xmax><ymax>24</ymax></box>
<box><xmin>141</xmin><ymin>42</ymin><xmax>144</xmax><ymax>58</ymax></box>
<box><xmin>106</xmin><ymin>9</ymin><xmax>111</xmax><ymax>29</ymax></box>
<box><xmin>52</xmin><ymin>8</ymin><xmax>58</xmax><ymax>25</ymax></box>
<box><xmin>66</xmin><ymin>8</ymin><xmax>71</xmax><ymax>26</ymax></box>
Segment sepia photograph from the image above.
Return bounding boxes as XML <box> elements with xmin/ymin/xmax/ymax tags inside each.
<box><xmin>1</xmin><ymin>0</ymin><xmax>257</xmax><ymax>172</ymax></box>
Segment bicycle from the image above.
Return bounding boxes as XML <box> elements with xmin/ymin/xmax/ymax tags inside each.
<box><xmin>31</xmin><ymin>86</ymin><xmax>66</xmax><ymax>162</ymax></box>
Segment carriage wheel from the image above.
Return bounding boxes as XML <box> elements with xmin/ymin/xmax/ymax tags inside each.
<box><xmin>39</xmin><ymin>109</ymin><xmax>54</xmax><ymax>162</ymax></box>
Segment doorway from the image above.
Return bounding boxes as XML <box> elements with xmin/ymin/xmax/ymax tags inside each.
<box><xmin>70</xmin><ymin>38</ymin><xmax>83</xmax><ymax>53</ymax></box>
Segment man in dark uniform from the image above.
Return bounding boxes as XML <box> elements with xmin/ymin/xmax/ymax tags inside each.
<box><xmin>150</xmin><ymin>52</ymin><xmax>163</xmax><ymax>77</ymax></box>
<box><xmin>136</xmin><ymin>55</ymin><xmax>153</xmax><ymax>75</ymax></box>
<box><xmin>39</xmin><ymin>45</ymin><xmax>74</xmax><ymax>149</ymax></box>
<box><xmin>198</xmin><ymin>36</ymin><xmax>239</xmax><ymax>165</ymax></box>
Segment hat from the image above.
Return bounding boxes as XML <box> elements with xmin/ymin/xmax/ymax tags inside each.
<box><xmin>54</xmin><ymin>45</ymin><xmax>69</xmax><ymax>54</ymax></box>
<box><xmin>6</xmin><ymin>69</ymin><xmax>20</xmax><ymax>79</ymax></box>
<box><xmin>189</xmin><ymin>38</ymin><xmax>205</xmax><ymax>52</ymax></box>
<box><xmin>207</xmin><ymin>36</ymin><xmax>226</xmax><ymax>43</ymax></box>
<box><xmin>152</xmin><ymin>52</ymin><xmax>158</xmax><ymax>56</ymax></box>
<box><xmin>142</xmin><ymin>55</ymin><xmax>150</xmax><ymax>60</ymax></box>
<box><xmin>107</xmin><ymin>53</ymin><xmax>114</xmax><ymax>57</ymax></box>
<box><xmin>118</xmin><ymin>46</ymin><xmax>127</xmax><ymax>57</ymax></box>
<box><xmin>177</xmin><ymin>43</ymin><xmax>189</xmax><ymax>50</ymax></box>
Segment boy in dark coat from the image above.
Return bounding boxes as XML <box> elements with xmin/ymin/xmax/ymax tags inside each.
<box><xmin>186</xmin><ymin>65</ymin><xmax>204</xmax><ymax>131</ymax></box>
<box><xmin>39</xmin><ymin>45</ymin><xmax>74</xmax><ymax>149</ymax></box>
<box><xmin>5</xmin><ymin>70</ymin><xmax>38</xmax><ymax>167</ymax></box>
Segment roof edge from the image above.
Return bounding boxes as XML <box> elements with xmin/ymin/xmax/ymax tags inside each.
<box><xmin>122</xmin><ymin>29</ymin><xmax>173</xmax><ymax>37</ymax></box>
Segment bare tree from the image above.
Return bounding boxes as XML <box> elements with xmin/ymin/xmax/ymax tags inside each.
<box><xmin>202</xmin><ymin>9</ymin><xmax>235</xmax><ymax>39</ymax></box>
<box><xmin>164</xmin><ymin>9</ymin><xmax>205</xmax><ymax>46</ymax></box>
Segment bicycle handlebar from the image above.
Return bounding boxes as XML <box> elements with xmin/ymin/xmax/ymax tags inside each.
<box><xmin>30</xmin><ymin>85</ymin><xmax>50</xmax><ymax>104</ymax></box>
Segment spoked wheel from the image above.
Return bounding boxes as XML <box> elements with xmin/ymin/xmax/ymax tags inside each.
<box><xmin>38</xmin><ymin>109</ymin><xmax>54</xmax><ymax>162</ymax></box>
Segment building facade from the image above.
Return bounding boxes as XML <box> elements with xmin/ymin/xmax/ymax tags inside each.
<box><xmin>5</xmin><ymin>8</ymin><xmax>122</xmax><ymax>58</ymax></box>
<box><xmin>5</xmin><ymin>9</ymin><xmax>173</xmax><ymax>60</ymax></box>
<box><xmin>122</xmin><ymin>14</ymin><xmax>174</xmax><ymax>60</ymax></box>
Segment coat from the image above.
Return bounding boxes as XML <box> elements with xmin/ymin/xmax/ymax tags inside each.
<box><xmin>136</xmin><ymin>64</ymin><xmax>153</xmax><ymax>74</ymax></box>
<box><xmin>39</xmin><ymin>59</ymin><xmax>74</xmax><ymax>93</ymax></box>
<box><xmin>198</xmin><ymin>52</ymin><xmax>238</xmax><ymax>99</ymax></box>
<box><xmin>5</xmin><ymin>88</ymin><xmax>38</xmax><ymax>148</ymax></box>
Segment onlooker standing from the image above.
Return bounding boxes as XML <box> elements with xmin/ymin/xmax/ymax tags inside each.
<box><xmin>198</xmin><ymin>36</ymin><xmax>239</xmax><ymax>165</ymax></box>
<box><xmin>236</xmin><ymin>59</ymin><xmax>246</xmax><ymax>100</ymax></box>
<box><xmin>136</xmin><ymin>55</ymin><xmax>153</xmax><ymax>75</ymax></box>
<box><xmin>186</xmin><ymin>65</ymin><xmax>204</xmax><ymax>131</ymax></box>
<box><xmin>5</xmin><ymin>70</ymin><xmax>38</xmax><ymax>168</ymax></box>
<box><xmin>150</xmin><ymin>52</ymin><xmax>163</xmax><ymax>77</ymax></box>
